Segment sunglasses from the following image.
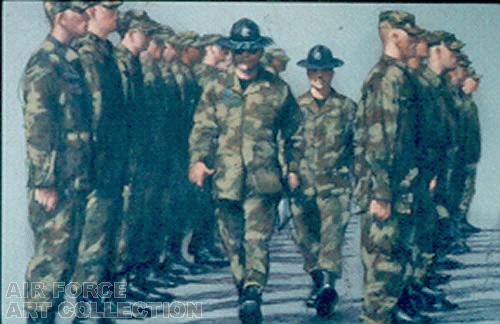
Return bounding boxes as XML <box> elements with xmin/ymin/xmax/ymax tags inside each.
<box><xmin>233</xmin><ymin>48</ymin><xmax>260</xmax><ymax>55</ymax></box>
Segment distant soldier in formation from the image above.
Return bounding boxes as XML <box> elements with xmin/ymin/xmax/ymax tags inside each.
<box><xmin>262</xmin><ymin>47</ymin><xmax>290</xmax><ymax>76</ymax></box>
<box><xmin>21</xmin><ymin>1</ymin><xmax>93</xmax><ymax>322</ymax></box>
<box><xmin>292</xmin><ymin>44</ymin><xmax>356</xmax><ymax>318</ymax></box>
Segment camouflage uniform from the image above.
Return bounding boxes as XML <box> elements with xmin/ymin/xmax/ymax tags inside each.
<box><xmin>189</xmin><ymin>65</ymin><xmax>302</xmax><ymax>289</ymax></box>
<box><xmin>71</xmin><ymin>31</ymin><xmax>128</xmax><ymax>288</ymax></box>
<box><xmin>193</xmin><ymin>63</ymin><xmax>221</xmax><ymax>88</ymax></box>
<box><xmin>22</xmin><ymin>35</ymin><xmax>93</xmax><ymax>315</ymax></box>
<box><xmin>409</xmin><ymin>65</ymin><xmax>449</xmax><ymax>287</ymax></box>
<box><xmin>457</xmin><ymin>94</ymin><xmax>481</xmax><ymax>217</ymax></box>
<box><xmin>291</xmin><ymin>90</ymin><xmax>356</xmax><ymax>279</ymax></box>
<box><xmin>354</xmin><ymin>52</ymin><xmax>421</xmax><ymax>323</ymax></box>
<box><xmin>114</xmin><ymin>43</ymin><xmax>151</xmax><ymax>274</ymax></box>
<box><xmin>261</xmin><ymin>48</ymin><xmax>290</xmax><ymax>76</ymax></box>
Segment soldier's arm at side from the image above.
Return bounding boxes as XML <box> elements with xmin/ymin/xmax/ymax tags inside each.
<box><xmin>364</xmin><ymin>72</ymin><xmax>402</xmax><ymax>203</ymax></box>
<box><xmin>22</xmin><ymin>69</ymin><xmax>59</xmax><ymax>189</ymax></box>
<box><xmin>188</xmin><ymin>83</ymin><xmax>219</xmax><ymax>169</ymax></box>
<box><xmin>278</xmin><ymin>86</ymin><xmax>303</xmax><ymax>176</ymax></box>
<box><xmin>343</xmin><ymin>98</ymin><xmax>358</xmax><ymax>175</ymax></box>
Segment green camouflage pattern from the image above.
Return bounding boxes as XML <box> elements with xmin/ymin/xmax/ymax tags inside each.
<box><xmin>353</xmin><ymin>55</ymin><xmax>420</xmax><ymax>323</ymax></box>
<box><xmin>215</xmin><ymin>196</ymin><xmax>280</xmax><ymax>289</ymax></box>
<box><xmin>22</xmin><ymin>35</ymin><xmax>93</xmax><ymax>193</ymax></box>
<box><xmin>290</xmin><ymin>89</ymin><xmax>355</xmax><ymax>278</ymax></box>
<box><xmin>188</xmin><ymin>65</ymin><xmax>303</xmax><ymax>201</ymax></box>
<box><xmin>25</xmin><ymin>191</ymin><xmax>87</xmax><ymax>314</ymax></box>
<box><xmin>193</xmin><ymin>63</ymin><xmax>221</xmax><ymax>88</ymax></box>
<box><xmin>291</xmin><ymin>192</ymin><xmax>351</xmax><ymax>276</ymax></box>
<box><xmin>71</xmin><ymin>32</ymin><xmax>128</xmax><ymax>286</ymax></box>
<box><xmin>296</xmin><ymin>90</ymin><xmax>356</xmax><ymax>198</ymax></box>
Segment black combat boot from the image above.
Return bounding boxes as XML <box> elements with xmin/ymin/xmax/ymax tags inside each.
<box><xmin>306</xmin><ymin>270</ymin><xmax>322</xmax><ymax>308</ymax></box>
<box><xmin>238</xmin><ymin>285</ymin><xmax>263</xmax><ymax>324</ymax></box>
<box><xmin>312</xmin><ymin>270</ymin><xmax>338</xmax><ymax>318</ymax></box>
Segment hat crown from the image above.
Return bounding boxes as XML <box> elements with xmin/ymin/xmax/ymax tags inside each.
<box><xmin>230</xmin><ymin>18</ymin><xmax>262</xmax><ymax>42</ymax></box>
<box><xmin>307</xmin><ymin>45</ymin><xmax>334</xmax><ymax>65</ymax></box>
<box><xmin>379</xmin><ymin>10</ymin><xmax>416</xmax><ymax>26</ymax></box>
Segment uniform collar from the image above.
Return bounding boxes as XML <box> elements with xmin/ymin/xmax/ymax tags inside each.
<box><xmin>227</xmin><ymin>64</ymin><xmax>273</xmax><ymax>95</ymax></box>
<box><xmin>301</xmin><ymin>88</ymin><xmax>340</xmax><ymax>115</ymax></box>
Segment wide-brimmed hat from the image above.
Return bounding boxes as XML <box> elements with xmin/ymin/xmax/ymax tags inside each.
<box><xmin>218</xmin><ymin>18</ymin><xmax>273</xmax><ymax>51</ymax></box>
<box><xmin>297</xmin><ymin>45</ymin><xmax>344</xmax><ymax>70</ymax></box>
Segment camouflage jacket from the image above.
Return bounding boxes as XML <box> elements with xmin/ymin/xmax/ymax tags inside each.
<box><xmin>189</xmin><ymin>65</ymin><xmax>303</xmax><ymax>200</ymax></box>
<box><xmin>115</xmin><ymin>44</ymin><xmax>148</xmax><ymax>183</ymax></box>
<box><xmin>193</xmin><ymin>63</ymin><xmax>221</xmax><ymax>88</ymax></box>
<box><xmin>22</xmin><ymin>35</ymin><xmax>93</xmax><ymax>193</ymax></box>
<box><xmin>353</xmin><ymin>55</ymin><xmax>420</xmax><ymax>213</ymax></box>
<box><xmin>297</xmin><ymin>90</ymin><xmax>356</xmax><ymax>197</ymax></box>
<box><xmin>411</xmin><ymin>65</ymin><xmax>449</xmax><ymax>181</ymax></box>
<box><xmin>73</xmin><ymin>33</ymin><xmax>128</xmax><ymax>195</ymax></box>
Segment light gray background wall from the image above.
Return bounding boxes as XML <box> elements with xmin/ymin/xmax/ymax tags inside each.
<box><xmin>2</xmin><ymin>1</ymin><xmax>500</xmax><ymax>321</ymax></box>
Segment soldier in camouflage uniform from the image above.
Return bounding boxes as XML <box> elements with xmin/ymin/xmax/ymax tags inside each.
<box><xmin>261</xmin><ymin>48</ymin><xmax>290</xmax><ymax>76</ymax></box>
<box><xmin>114</xmin><ymin>10</ymin><xmax>172</xmax><ymax>303</ymax></box>
<box><xmin>189</xmin><ymin>18</ymin><xmax>302</xmax><ymax>324</ymax></box>
<box><xmin>457</xmin><ymin>68</ymin><xmax>482</xmax><ymax>233</ymax></box>
<box><xmin>68</xmin><ymin>1</ymin><xmax>127</xmax><ymax>310</ymax></box>
<box><xmin>353</xmin><ymin>11</ymin><xmax>427</xmax><ymax>323</ymax></box>
<box><xmin>21</xmin><ymin>2</ymin><xmax>93</xmax><ymax>322</ymax></box>
<box><xmin>399</xmin><ymin>31</ymin><xmax>460</xmax><ymax>315</ymax></box>
<box><xmin>137</xmin><ymin>24</ymin><xmax>185</xmax><ymax>289</ymax></box>
<box><xmin>188</xmin><ymin>33</ymin><xmax>231</xmax><ymax>267</ymax></box>
<box><xmin>292</xmin><ymin>45</ymin><xmax>356</xmax><ymax>318</ymax></box>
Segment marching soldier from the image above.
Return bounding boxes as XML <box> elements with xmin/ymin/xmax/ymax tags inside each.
<box><xmin>188</xmin><ymin>18</ymin><xmax>303</xmax><ymax>323</ymax></box>
<box><xmin>70</xmin><ymin>1</ymin><xmax>127</xmax><ymax>312</ymax></box>
<box><xmin>353</xmin><ymin>10</ymin><xmax>427</xmax><ymax>323</ymax></box>
<box><xmin>114</xmin><ymin>9</ymin><xmax>172</xmax><ymax>303</ymax></box>
<box><xmin>261</xmin><ymin>48</ymin><xmax>290</xmax><ymax>76</ymax></box>
<box><xmin>21</xmin><ymin>1</ymin><xmax>93</xmax><ymax>322</ymax></box>
<box><xmin>292</xmin><ymin>44</ymin><xmax>356</xmax><ymax>317</ymax></box>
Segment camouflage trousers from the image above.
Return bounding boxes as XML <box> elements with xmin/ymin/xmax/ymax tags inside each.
<box><xmin>290</xmin><ymin>189</ymin><xmax>351</xmax><ymax>277</ymax></box>
<box><xmin>72</xmin><ymin>189</ymin><xmax>123</xmax><ymax>287</ymax></box>
<box><xmin>360</xmin><ymin>211</ymin><xmax>415</xmax><ymax>324</ymax></box>
<box><xmin>25</xmin><ymin>189</ymin><xmax>87</xmax><ymax>315</ymax></box>
<box><xmin>215</xmin><ymin>194</ymin><xmax>280</xmax><ymax>290</ymax></box>
<box><xmin>458</xmin><ymin>164</ymin><xmax>477</xmax><ymax>217</ymax></box>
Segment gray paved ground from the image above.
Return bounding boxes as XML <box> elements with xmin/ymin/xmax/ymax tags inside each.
<box><xmin>54</xmin><ymin>215</ymin><xmax>500</xmax><ymax>323</ymax></box>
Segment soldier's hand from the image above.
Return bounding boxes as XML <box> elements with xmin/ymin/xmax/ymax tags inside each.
<box><xmin>429</xmin><ymin>177</ymin><xmax>437</xmax><ymax>191</ymax></box>
<box><xmin>369</xmin><ymin>199</ymin><xmax>391</xmax><ymax>221</ymax></box>
<box><xmin>189</xmin><ymin>161</ymin><xmax>215</xmax><ymax>187</ymax></box>
<box><xmin>34</xmin><ymin>188</ymin><xmax>58</xmax><ymax>212</ymax></box>
<box><xmin>288</xmin><ymin>172</ymin><xmax>300</xmax><ymax>191</ymax></box>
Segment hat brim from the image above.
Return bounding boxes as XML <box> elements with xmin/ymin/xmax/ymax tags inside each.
<box><xmin>404</xmin><ymin>24</ymin><xmax>425</xmax><ymax>37</ymax></box>
<box><xmin>218</xmin><ymin>36</ymin><xmax>273</xmax><ymax>50</ymax></box>
<box><xmin>296</xmin><ymin>58</ymin><xmax>344</xmax><ymax>69</ymax></box>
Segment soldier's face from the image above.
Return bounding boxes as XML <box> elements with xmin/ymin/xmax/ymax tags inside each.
<box><xmin>93</xmin><ymin>5</ymin><xmax>119</xmax><ymax>33</ymax></box>
<box><xmin>416</xmin><ymin>39</ymin><xmax>429</xmax><ymax>59</ymax></box>
<box><xmin>440</xmin><ymin>46</ymin><xmax>458</xmax><ymax>69</ymax></box>
<box><xmin>462</xmin><ymin>77</ymin><xmax>479</xmax><ymax>94</ymax></box>
<box><xmin>307</xmin><ymin>69</ymin><xmax>334</xmax><ymax>90</ymax></box>
<box><xmin>59</xmin><ymin>9</ymin><xmax>89</xmax><ymax>37</ymax></box>
<box><xmin>148</xmin><ymin>40</ymin><xmax>162</xmax><ymax>60</ymax></box>
<box><xmin>233</xmin><ymin>48</ymin><xmax>263</xmax><ymax>73</ymax></box>
<box><xmin>162</xmin><ymin>43</ymin><xmax>177</xmax><ymax>63</ymax></box>
<box><xmin>186</xmin><ymin>47</ymin><xmax>203</xmax><ymax>65</ymax></box>
<box><xmin>130</xmin><ymin>30</ymin><xmax>150</xmax><ymax>52</ymax></box>
<box><xmin>271</xmin><ymin>59</ymin><xmax>287</xmax><ymax>73</ymax></box>
<box><xmin>449</xmin><ymin>66</ymin><xmax>465</xmax><ymax>85</ymax></box>
<box><xmin>397</xmin><ymin>31</ymin><xmax>417</xmax><ymax>59</ymax></box>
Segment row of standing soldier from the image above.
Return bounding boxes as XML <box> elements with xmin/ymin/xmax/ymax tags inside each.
<box><xmin>21</xmin><ymin>2</ymin><xmax>482</xmax><ymax>324</ymax></box>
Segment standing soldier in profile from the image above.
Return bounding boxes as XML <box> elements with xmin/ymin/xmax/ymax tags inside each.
<box><xmin>21</xmin><ymin>1</ymin><xmax>93</xmax><ymax>322</ymax></box>
<box><xmin>261</xmin><ymin>48</ymin><xmax>290</xmax><ymax>76</ymax></box>
<box><xmin>353</xmin><ymin>10</ymin><xmax>427</xmax><ymax>323</ymax></box>
<box><xmin>188</xmin><ymin>33</ymin><xmax>231</xmax><ymax>267</ymax></box>
<box><xmin>70</xmin><ymin>1</ymin><xmax>127</xmax><ymax>312</ymax></box>
<box><xmin>292</xmin><ymin>44</ymin><xmax>356</xmax><ymax>318</ymax></box>
<box><xmin>114</xmin><ymin>9</ymin><xmax>173</xmax><ymax>303</ymax></box>
<box><xmin>457</xmin><ymin>67</ymin><xmax>482</xmax><ymax>233</ymax></box>
<box><xmin>189</xmin><ymin>18</ymin><xmax>303</xmax><ymax>323</ymax></box>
